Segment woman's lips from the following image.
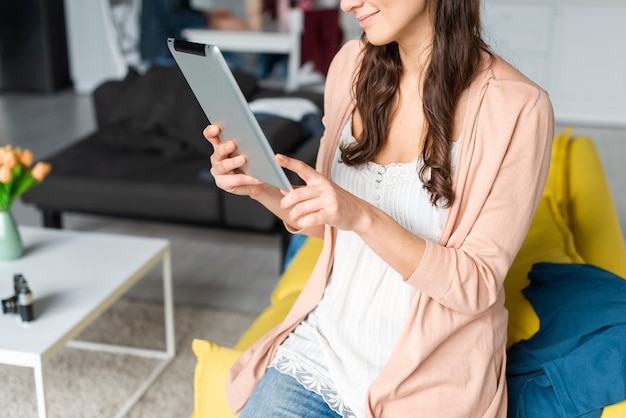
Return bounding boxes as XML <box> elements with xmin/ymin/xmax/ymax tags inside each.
<box><xmin>357</xmin><ymin>11</ymin><xmax>379</xmax><ymax>28</ymax></box>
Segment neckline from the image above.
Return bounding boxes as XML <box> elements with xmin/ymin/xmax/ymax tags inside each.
<box><xmin>340</xmin><ymin>114</ymin><xmax>460</xmax><ymax>171</ymax></box>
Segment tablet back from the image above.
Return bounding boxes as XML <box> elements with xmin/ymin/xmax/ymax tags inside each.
<box><xmin>167</xmin><ymin>38</ymin><xmax>292</xmax><ymax>191</ymax></box>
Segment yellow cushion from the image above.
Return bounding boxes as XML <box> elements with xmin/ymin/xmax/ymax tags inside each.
<box><xmin>567</xmin><ymin>136</ymin><xmax>626</xmax><ymax>278</ymax></box>
<box><xmin>191</xmin><ymin>339</ymin><xmax>241</xmax><ymax>418</ymax></box>
<box><xmin>235</xmin><ymin>292</ymin><xmax>300</xmax><ymax>350</ymax></box>
<box><xmin>602</xmin><ymin>401</ymin><xmax>626</xmax><ymax>418</ymax></box>
<box><xmin>270</xmin><ymin>237</ymin><xmax>323</xmax><ymax>305</ymax></box>
<box><xmin>504</xmin><ymin>128</ymin><xmax>584</xmax><ymax>346</ymax></box>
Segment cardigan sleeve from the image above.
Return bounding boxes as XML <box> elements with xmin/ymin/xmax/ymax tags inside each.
<box><xmin>406</xmin><ymin>77</ymin><xmax>554</xmax><ymax>316</ymax></box>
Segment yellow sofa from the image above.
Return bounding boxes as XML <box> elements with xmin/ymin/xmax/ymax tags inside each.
<box><xmin>191</xmin><ymin>129</ymin><xmax>626</xmax><ymax>418</ymax></box>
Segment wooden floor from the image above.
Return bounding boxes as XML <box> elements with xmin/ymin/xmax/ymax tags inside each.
<box><xmin>1</xmin><ymin>88</ymin><xmax>625</xmax><ymax>314</ymax></box>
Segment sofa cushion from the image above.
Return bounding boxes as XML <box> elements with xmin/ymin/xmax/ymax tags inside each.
<box><xmin>92</xmin><ymin>67</ymin><xmax>141</xmax><ymax>128</ymax></box>
<box><xmin>104</xmin><ymin>65</ymin><xmax>260</xmax><ymax>156</ymax></box>
<box><xmin>192</xmin><ymin>339</ymin><xmax>240</xmax><ymax>418</ymax></box>
<box><xmin>567</xmin><ymin>136</ymin><xmax>626</xmax><ymax>277</ymax></box>
<box><xmin>604</xmin><ymin>402</ymin><xmax>626</xmax><ymax>418</ymax></box>
<box><xmin>22</xmin><ymin>134</ymin><xmax>223</xmax><ymax>224</ymax></box>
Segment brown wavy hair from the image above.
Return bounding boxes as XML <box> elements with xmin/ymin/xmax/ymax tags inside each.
<box><xmin>340</xmin><ymin>0</ymin><xmax>490</xmax><ymax>208</ymax></box>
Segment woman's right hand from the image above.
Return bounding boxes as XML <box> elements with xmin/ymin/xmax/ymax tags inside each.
<box><xmin>204</xmin><ymin>124</ymin><xmax>267</xmax><ymax>197</ymax></box>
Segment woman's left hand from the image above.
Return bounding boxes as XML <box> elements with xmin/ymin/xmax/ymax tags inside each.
<box><xmin>277</xmin><ymin>154</ymin><xmax>370</xmax><ymax>233</ymax></box>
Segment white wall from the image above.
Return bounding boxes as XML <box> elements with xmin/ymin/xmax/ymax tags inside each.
<box><xmin>483</xmin><ymin>0</ymin><xmax>626</xmax><ymax>128</ymax></box>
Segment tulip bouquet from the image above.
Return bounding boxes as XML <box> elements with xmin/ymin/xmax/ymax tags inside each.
<box><xmin>0</xmin><ymin>145</ymin><xmax>51</xmax><ymax>212</ymax></box>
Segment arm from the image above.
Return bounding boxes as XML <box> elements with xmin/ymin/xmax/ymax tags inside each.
<box><xmin>279</xmin><ymin>82</ymin><xmax>554</xmax><ymax>315</ymax></box>
<box><xmin>409</xmin><ymin>87</ymin><xmax>554</xmax><ymax>315</ymax></box>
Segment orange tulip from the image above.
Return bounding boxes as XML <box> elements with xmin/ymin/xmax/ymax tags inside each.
<box><xmin>2</xmin><ymin>151</ymin><xmax>16</xmax><ymax>170</ymax></box>
<box><xmin>31</xmin><ymin>162</ymin><xmax>51</xmax><ymax>181</ymax></box>
<box><xmin>0</xmin><ymin>165</ymin><xmax>12</xmax><ymax>183</ymax></box>
<box><xmin>0</xmin><ymin>145</ymin><xmax>51</xmax><ymax>211</ymax></box>
<box><xmin>19</xmin><ymin>149</ymin><xmax>34</xmax><ymax>167</ymax></box>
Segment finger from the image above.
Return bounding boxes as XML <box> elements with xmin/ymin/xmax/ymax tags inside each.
<box><xmin>283</xmin><ymin>193</ymin><xmax>323</xmax><ymax>217</ymax></box>
<box><xmin>280</xmin><ymin>184</ymin><xmax>321</xmax><ymax>210</ymax></box>
<box><xmin>213</xmin><ymin>140</ymin><xmax>237</xmax><ymax>160</ymax></box>
<box><xmin>276</xmin><ymin>154</ymin><xmax>318</xmax><ymax>183</ymax></box>
<box><xmin>215</xmin><ymin>172</ymin><xmax>264</xmax><ymax>191</ymax></box>
<box><xmin>203</xmin><ymin>125</ymin><xmax>222</xmax><ymax>146</ymax></box>
<box><xmin>211</xmin><ymin>154</ymin><xmax>246</xmax><ymax>175</ymax></box>
<box><xmin>209</xmin><ymin>140</ymin><xmax>237</xmax><ymax>170</ymax></box>
<box><xmin>286</xmin><ymin>199</ymin><xmax>329</xmax><ymax>230</ymax></box>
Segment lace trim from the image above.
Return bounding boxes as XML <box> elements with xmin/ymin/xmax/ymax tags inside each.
<box><xmin>271</xmin><ymin>355</ymin><xmax>357</xmax><ymax>418</ymax></box>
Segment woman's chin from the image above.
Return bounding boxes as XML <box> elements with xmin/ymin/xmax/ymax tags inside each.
<box><xmin>364</xmin><ymin>34</ymin><xmax>394</xmax><ymax>47</ymax></box>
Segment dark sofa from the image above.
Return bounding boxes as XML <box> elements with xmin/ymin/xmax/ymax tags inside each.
<box><xmin>22</xmin><ymin>65</ymin><xmax>323</xmax><ymax>246</ymax></box>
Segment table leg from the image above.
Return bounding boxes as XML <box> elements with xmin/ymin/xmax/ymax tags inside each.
<box><xmin>111</xmin><ymin>249</ymin><xmax>176</xmax><ymax>418</ymax></box>
<box><xmin>33</xmin><ymin>358</ymin><xmax>48</xmax><ymax>418</ymax></box>
<box><xmin>286</xmin><ymin>8</ymin><xmax>303</xmax><ymax>91</ymax></box>
<box><xmin>162</xmin><ymin>250</ymin><xmax>175</xmax><ymax>358</ymax></box>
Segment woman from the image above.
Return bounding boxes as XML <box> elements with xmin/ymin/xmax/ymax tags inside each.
<box><xmin>204</xmin><ymin>0</ymin><xmax>554</xmax><ymax>416</ymax></box>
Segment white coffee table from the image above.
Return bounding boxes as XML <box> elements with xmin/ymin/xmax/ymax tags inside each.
<box><xmin>0</xmin><ymin>226</ymin><xmax>174</xmax><ymax>418</ymax></box>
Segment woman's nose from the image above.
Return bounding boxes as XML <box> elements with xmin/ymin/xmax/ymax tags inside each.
<box><xmin>340</xmin><ymin>0</ymin><xmax>364</xmax><ymax>13</ymax></box>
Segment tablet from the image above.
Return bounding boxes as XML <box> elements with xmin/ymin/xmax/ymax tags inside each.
<box><xmin>167</xmin><ymin>38</ymin><xmax>293</xmax><ymax>191</ymax></box>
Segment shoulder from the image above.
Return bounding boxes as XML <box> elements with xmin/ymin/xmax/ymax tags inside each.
<box><xmin>476</xmin><ymin>53</ymin><xmax>553</xmax><ymax>120</ymax></box>
<box><xmin>331</xmin><ymin>39</ymin><xmax>364</xmax><ymax>66</ymax></box>
<box><xmin>321</xmin><ymin>40</ymin><xmax>363</xmax><ymax>118</ymax></box>
<box><xmin>325</xmin><ymin>40</ymin><xmax>364</xmax><ymax>90</ymax></box>
<box><xmin>464</xmin><ymin>53</ymin><xmax>554</xmax><ymax>158</ymax></box>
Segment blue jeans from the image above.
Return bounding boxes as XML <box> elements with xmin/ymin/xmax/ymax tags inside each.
<box><xmin>239</xmin><ymin>367</ymin><xmax>342</xmax><ymax>418</ymax></box>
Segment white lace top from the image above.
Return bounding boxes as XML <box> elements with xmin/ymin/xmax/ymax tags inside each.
<box><xmin>270</xmin><ymin>116</ymin><xmax>460</xmax><ymax>417</ymax></box>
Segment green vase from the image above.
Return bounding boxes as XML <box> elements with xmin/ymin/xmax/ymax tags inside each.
<box><xmin>0</xmin><ymin>210</ymin><xmax>23</xmax><ymax>260</ymax></box>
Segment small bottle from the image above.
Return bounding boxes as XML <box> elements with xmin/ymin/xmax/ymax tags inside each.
<box><xmin>14</xmin><ymin>274</ymin><xmax>34</xmax><ymax>322</ymax></box>
<box><xmin>18</xmin><ymin>283</ymin><xmax>34</xmax><ymax>322</ymax></box>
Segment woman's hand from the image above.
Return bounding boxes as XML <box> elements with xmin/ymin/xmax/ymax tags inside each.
<box><xmin>276</xmin><ymin>154</ymin><xmax>371</xmax><ymax>233</ymax></box>
<box><xmin>204</xmin><ymin>124</ymin><xmax>267</xmax><ymax>197</ymax></box>
<box><xmin>279</xmin><ymin>153</ymin><xmax>426</xmax><ymax>277</ymax></box>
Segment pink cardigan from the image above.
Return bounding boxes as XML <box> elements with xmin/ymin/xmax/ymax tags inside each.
<box><xmin>227</xmin><ymin>40</ymin><xmax>554</xmax><ymax>417</ymax></box>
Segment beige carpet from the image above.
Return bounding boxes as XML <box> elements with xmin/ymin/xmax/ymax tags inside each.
<box><xmin>1</xmin><ymin>298</ymin><xmax>256</xmax><ymax>418</ymax></box>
